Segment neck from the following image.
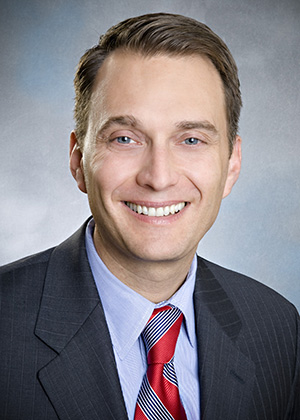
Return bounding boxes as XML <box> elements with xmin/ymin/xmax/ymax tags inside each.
<box><xmin>93</xmin><ymin>233</ymin><xmax>195</xmax><ymax>303</ymax></box>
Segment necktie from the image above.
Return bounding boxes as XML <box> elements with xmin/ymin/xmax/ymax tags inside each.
<box><xmin>134</xmin><ymin>305</ymin><xmax>187</xmax><ymax>420</ymax></box>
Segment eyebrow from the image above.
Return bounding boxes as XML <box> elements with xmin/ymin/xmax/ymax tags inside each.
<box><xmin>175</xmin><ymin>120</ymin><xmax>219</xmax><ymax>136</ymax></box>
<box><xmin>96</xmin><ymin>115</ymin><xmax>219</xmax><ymax>138</ymax></box>
<box><xmin>96</xmin><ymin>115</ymin><xmax>140</xmax><ymax>136</ymax></box>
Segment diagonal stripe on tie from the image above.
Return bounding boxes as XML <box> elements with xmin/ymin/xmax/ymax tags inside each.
<box><xmin>136</xmin><ymin>375</ymin><xmax>174</xmax><ymax>420</ymax></box>
<box><xmin>144</xmin><ymin>307</ymin><xmax>182</xmax><ymax>353</ymax></box>
<box><xmin>134</xmin><ymin>305</ymin><xmax>187</xmax><ymax>420</ymax></box>
<box><xmin>163</xmin><ymin>358</ymin><xmax>178</xmax><ymax>386</ymax></box>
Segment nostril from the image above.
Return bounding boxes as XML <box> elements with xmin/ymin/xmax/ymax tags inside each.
<box><xmin>136</xmin><ymin>152</ymin><xmax>179</xmax><ymax>191</ymax></box>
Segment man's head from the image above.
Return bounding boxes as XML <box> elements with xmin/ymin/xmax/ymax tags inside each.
<box><xmin>73</xmin><ymin>13</ymin><xmax>242</xmax><ymax>155</ymax></box>
<box><xmin>70</xmin><ymin>13</ymin><xmax>242</xmax><ymax>294</ymax></box>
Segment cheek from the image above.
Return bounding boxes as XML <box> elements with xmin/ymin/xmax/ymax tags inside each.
<box><xmin>186</xmin><ymin>156</ymin><xmax>226</xmax><ymax>194</ymax></box>
<box><xmin>86</xmin><ymin>153</ymin><xmax>133</xmax><ymax>200</ymax></box>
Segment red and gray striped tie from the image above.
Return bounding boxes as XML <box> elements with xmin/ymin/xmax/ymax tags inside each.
<box><xmin>134</xmin><ymin>305</ymin><xmax>187</xmax><ymax>420</ymax></box>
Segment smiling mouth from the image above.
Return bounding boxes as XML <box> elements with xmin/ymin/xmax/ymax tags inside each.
<box><xmin>125</xmin><ymin>201</ymin><xmax>187</xmax><ymax>217</ymax></box>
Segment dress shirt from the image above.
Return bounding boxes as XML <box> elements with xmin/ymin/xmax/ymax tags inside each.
<box><xmin>85</xmin><ymin>219</ymin><xmax>200</xmax><ymax>419</ymax></box>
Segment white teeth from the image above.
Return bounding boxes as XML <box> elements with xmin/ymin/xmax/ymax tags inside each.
<box><xmin>148</xmin><ymin>207</ymin><xmax>156</xmax><ymax>217</ymax></box>
<box><xmin>125</xmin><ymin>202</ymin><xmax>186</xmax><ymax>217</ymax></box>
<box><xmin>178</xmin><ymin>202</ymin><xmax>185</xmax><ymax>211</ymax></box>
<box><xmin>156</xmin><ymin>207</ymin><xmax>164</xmax><ymax>217</ymax></box>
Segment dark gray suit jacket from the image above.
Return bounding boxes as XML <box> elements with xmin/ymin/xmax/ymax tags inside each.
<box><xmin>1</xmin><ymin>221</ymin><xmax>299</xmax><ymax>419</ymax></box>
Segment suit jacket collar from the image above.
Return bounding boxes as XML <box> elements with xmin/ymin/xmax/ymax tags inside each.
<box><xmin>194</xmin><ymin>257</ymin><xmax>255</xmax><ymax>419</ymax></box>
<box><xmin>35</xmin><ymin>220</ymin><xmax>128</xmax><ymax>419</ymax></box>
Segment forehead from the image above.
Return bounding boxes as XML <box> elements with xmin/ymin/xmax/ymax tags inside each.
<box><xmin>89</xmin><ymin>51</ymin><xmax>226</xmax><ymax>132</ymax></box>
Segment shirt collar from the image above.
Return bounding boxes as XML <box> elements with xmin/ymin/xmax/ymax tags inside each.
<box><xmin>85</xmin><ymin>219</ymin><xmax>197</xmax><ymax>360</ymax></box>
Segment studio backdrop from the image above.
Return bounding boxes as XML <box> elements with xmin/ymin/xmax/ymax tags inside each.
<box><xmin>1</xmin><ymin>0</ymin><xmax>299</xmax><ymax>310</ymax></box>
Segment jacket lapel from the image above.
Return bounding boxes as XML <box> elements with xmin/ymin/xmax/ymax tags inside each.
<box><xmin>194</xmin><ymin>257</ymin><xmax>256</xmax><ymax>420</ymax></box>
<box><xmin>35</xmin><ymin>222</ymin><xmax>128</xmax><ymax>419</ymax></box>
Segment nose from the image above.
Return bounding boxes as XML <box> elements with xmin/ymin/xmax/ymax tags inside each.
<box><xmin>136</xmin><ymin>144</ymin><xmax>179</xmax><ymax>191</ymax></box>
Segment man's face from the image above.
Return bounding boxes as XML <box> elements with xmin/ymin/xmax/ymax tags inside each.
<box><xmin>70</xmin><ymin>51</ymin><xmax>241</xmax><ymax>267</ymax></box>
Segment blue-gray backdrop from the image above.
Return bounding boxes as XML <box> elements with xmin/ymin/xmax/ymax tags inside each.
<box><xmin>1</xmin><ymin>0</ymin><xmax>299</xmax><ymax>311</ymax></box>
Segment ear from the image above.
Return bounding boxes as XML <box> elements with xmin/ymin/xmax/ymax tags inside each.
<box><xmin>223</xmin><ymin>136</ymin><xmax>242</xmax><ymax>198</ymax></box>
<box><xmin>69</xmin><ymin>131</ymin><xmax>87</xmax><ymax>194</ymax></box>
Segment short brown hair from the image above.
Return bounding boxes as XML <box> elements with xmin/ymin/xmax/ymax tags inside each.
<box><xmin>74</xmin><ymin>13</ymin><xmax>242</xmax><ymax>154</ymax></box>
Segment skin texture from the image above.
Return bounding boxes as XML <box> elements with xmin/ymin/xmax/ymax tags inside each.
<box><xmin>70</xmin><ymin>51</ymin><xmax>241</xmax><ymax>302</ymax></box>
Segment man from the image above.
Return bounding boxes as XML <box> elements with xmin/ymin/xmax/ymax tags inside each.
<box><xmin>0</xmin><ymin>13</ymin><xmax>299</xmax><ymax>420</ymax></box>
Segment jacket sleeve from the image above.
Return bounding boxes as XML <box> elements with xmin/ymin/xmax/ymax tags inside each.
<box><xmin>285</xmin><ymin>309</ymin><xmax>300</xmax><ymax>420</ymax></box>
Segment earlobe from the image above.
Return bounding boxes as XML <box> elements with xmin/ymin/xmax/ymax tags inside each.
<box><xmin>69</xmin><ymin>131</ymin><xmax>87</xmax><ymax>194</ymax></box>
<box><xmin>223</xmin><ymin>136</ymin><xmax>242</xmax><ymax>198</ymax></box>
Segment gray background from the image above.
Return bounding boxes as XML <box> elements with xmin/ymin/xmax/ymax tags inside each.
<box><xmin>1</xmin><ymin>0</ymin><xmax>299</xmax><ymax>311</ymax></box>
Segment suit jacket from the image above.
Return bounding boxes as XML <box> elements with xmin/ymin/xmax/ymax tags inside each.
<box><xmin>0</xmin><ymin>220</ymin><xmax>299</xmax><ymax>419</ymax></box>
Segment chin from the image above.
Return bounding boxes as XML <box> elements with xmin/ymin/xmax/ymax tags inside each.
<box><xmin>129</xmin><ymin>245</ymin><xmax>189</xmax><ymax>264</ymax></box>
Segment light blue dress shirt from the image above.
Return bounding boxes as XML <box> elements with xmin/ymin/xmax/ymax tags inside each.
<box><xmin>85</xmin><ymin>219</ymin><xmax>200</xmax><ymax>419</ymax></box>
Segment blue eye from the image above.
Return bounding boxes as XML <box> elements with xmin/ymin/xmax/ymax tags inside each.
<box><xmin>184</xmin><ymin>137</ymin><xmax>200</xmax><ymax>145</ymax></box>
<box><xmin>115</xmin><ymin>136</ymin><xmax>132</xmax><ymax>144</ymax></box>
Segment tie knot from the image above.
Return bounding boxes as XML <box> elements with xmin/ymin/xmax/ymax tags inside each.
<box><xmin>142</xmin><ymin>305</ymin><xmax>183</xmax><ymax>364</ymax></box>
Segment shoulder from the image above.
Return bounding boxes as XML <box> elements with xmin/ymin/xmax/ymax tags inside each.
<box><xmin>0</xmin><ymin>220</ymin><xmax>90</xmax><ymax>303</ymax></box>
<box><xmin>0</xmin><ymin>220</ymin><xmax>89</xmax><ymax>285</ymax></box>
<box><xmin>0</xmin><ymin>248</ymin><xmax>54</xmax><ymax>279</ymax></box>
<box><xmin>196</xmin><ymin>256</ymin><xmax>300</xmax><ymax>376</ymax></box>
<box><xmin>0</xmin><ymin>248</ymin><xmax>55</xmax><ymax>301</ymax></box>
<box><xmin>0</xmin><ymin>249</ymin><xmax>57</xmax><ymax>340</ymax></box>
<box><xmin>196</xmin><ymin>256</ymin><xmax>299</xmax><ymax>337</ymax></box>
<box><xmin>198</xmin><ymin>256</ymin><xmax>297</xmax><ymax>310</ymax></box>
<box><xmin>196</xmin><ymin>257</ymin><xmax>299</xmax><ymax>384</ymax></box>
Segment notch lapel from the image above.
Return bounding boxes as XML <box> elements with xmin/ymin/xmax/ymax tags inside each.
<box><xmin>35</xmin><ymin>223</ymin><xmax>128</xmax><ymax>419</ymax></box>
<box><xmin>194</xmin><ymin>257</ymin><xmax>255</xmax><ymax>420</ymax></box>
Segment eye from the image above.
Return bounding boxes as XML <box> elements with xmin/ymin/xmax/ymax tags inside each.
<box><xmin>183</xmin><ymin>137</ymin><xmax>201</xmax><ymax>145</ymax></box>
<box><xmin>115</xmin><ymin>136</ymin><xmax>133</xmax><ymax>144</ymax></box>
